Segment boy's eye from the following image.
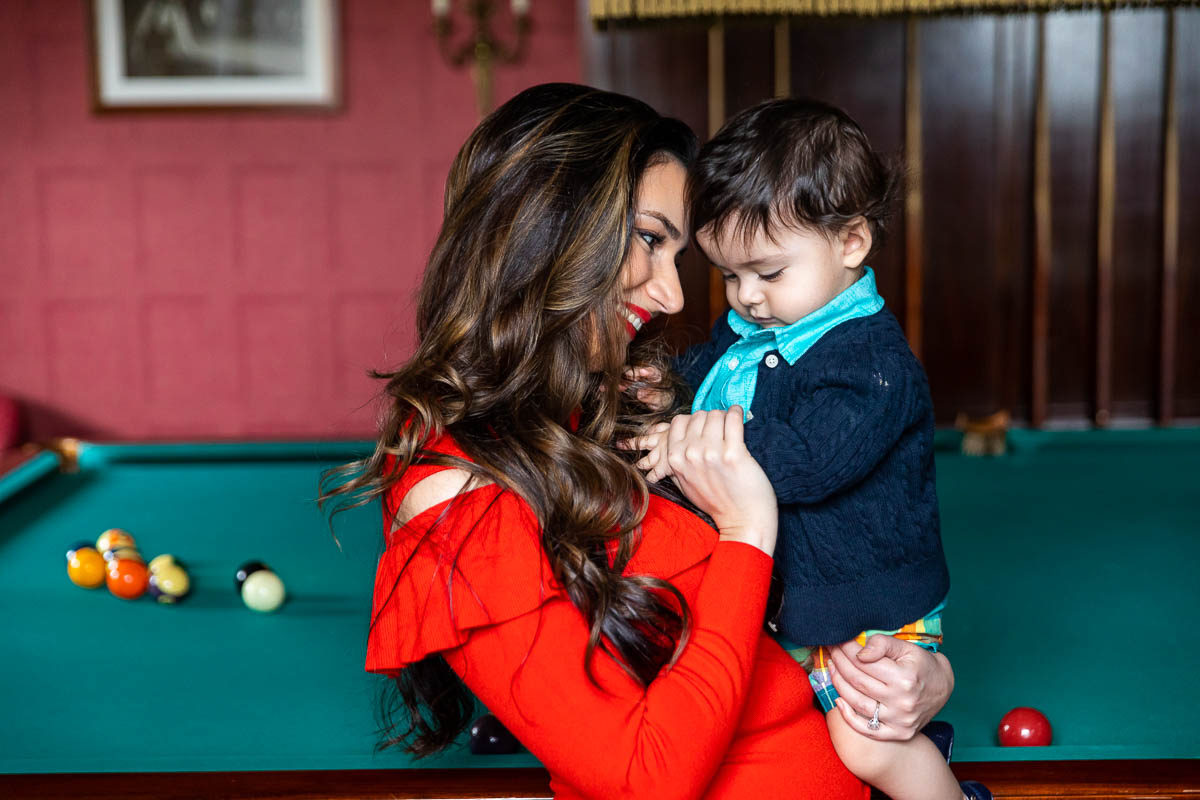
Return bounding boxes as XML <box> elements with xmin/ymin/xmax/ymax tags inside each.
<box><xmin>720</xmin><ymin>272</ymin><xmax>737</xmax><ymax>282</ymax></box>
<box><xmin>761</xmin><ymin>269</ymin><xmax>785</xmax><ymax>282</ymax></box>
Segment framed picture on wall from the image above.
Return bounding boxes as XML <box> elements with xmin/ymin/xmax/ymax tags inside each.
<box><xmin>90</xmin><ymin>0</ymin><xmax>339</xmax><ymax>110</ymax></box>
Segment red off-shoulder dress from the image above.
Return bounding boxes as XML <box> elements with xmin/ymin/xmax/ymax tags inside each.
<box><xmin>365</xmin><ymin>435</ymin><xmax>866</xmax><ymax>800</ymax></box>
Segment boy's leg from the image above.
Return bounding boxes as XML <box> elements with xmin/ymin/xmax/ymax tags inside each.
<box><xmin>825</xmin><ymin>706</ymin><xmax>963</xmax><ymax>800</ymax></box>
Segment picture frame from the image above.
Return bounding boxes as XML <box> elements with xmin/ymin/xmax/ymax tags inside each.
<box><xmin>90</xmin><ymin>0</ymin><xmax>339</xmax><ymax>111</ymax></box>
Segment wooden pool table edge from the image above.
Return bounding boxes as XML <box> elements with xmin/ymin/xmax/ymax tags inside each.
<box><xmin>953</xmin><ymin>759</ymin><xmax>1200</xmax><ymax>797</ymax></box>
<box><xmin>1</xmin><ymin>760</ymin><xmax>1197</xmax><ymax>799</ymax></box>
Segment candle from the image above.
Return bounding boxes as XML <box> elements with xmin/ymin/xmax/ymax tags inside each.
<box><xmin>512</xmin><ymin>0</ymin><xmax>529</xmax><ymax>15</ymax></box>
<box><xmin>432</xmin><ymin>0</ymin><xmax>449</xmax><ymax>16</ymax></box>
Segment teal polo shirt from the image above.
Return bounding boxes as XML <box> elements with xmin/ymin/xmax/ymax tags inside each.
<box><xmin>691</xmin><ymin>267</ymin><xmax>885</xmax><ymax>420</ymax></box>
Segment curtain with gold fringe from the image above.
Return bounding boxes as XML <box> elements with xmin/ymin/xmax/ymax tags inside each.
<box><xmin>591</xmin><ymin>0</ymin><xmax>1177</xmax><ymax>20</ymax></box>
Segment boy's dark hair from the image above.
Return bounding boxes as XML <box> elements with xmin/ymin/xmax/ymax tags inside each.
<box><xmin>689</xmin><ymin>98</ymin><xmax>899</xmax><ymax>257</ymax></box>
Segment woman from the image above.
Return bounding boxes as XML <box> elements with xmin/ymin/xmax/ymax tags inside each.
<box><xmin>323</xmin><ymin>83</ymin><xmax>953</xmax><ymax>799</ymax></box>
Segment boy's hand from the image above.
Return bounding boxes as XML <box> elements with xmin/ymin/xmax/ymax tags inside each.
<box><xmin>622</xmin><ymin>366</ymin><xmax>672</xmax><ymax>412</ymax></box>
<box><xmin>619</xmin><ymin>419</ymin><xmax>673</xmax><ymax>483</ymax></box>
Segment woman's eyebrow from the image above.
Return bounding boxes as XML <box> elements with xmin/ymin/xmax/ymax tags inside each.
<box><xmin>637</xmin><ymin>210</ymin><xmax>683</xmax><ymax>241</ymax></box>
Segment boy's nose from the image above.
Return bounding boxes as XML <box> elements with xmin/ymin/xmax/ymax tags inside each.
<box><xmin>737</xmin><ymin>283</ymin><xmax>762</xmax><ymax>308</ymax></box>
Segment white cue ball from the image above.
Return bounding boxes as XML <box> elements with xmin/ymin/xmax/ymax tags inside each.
<box><xmin>241</xmin><ymin>569</ymin><xmax>286</xmax><ymax>613</ymax></box>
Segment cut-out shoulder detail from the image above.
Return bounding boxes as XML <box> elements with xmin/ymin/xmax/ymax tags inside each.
<box><xmin>390</xmin><ymin>468</ymin><xmax>493</xmax><ymax>534</ymax></box>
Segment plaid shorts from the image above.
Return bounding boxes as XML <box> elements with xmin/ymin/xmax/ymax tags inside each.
<box><xmin>776</xmin><ymin>600</ymin><xmax>945</xmax><ymax>713</ymax></box>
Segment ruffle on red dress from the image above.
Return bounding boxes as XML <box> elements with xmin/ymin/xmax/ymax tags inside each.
<box><xmin>364</xmin><ymin>434</ymin><xmax>718</xmax><ymax>676</ymax></box>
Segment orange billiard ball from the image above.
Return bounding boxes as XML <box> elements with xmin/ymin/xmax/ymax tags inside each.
<box><xmin>106</xmin><ymin>559</ymin><xmax>149</xmax><ymax>600</ymax></box>
<box><xmin>66</xmin><ymin>542</ymin><xmax>106</xmax><ymax>589</ymax></box>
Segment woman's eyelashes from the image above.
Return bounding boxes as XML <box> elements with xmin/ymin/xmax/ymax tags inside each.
<box><xmin>638</xmin><ymin>229</ymin><xmax>665</xmax><ymax>251</ymax></box>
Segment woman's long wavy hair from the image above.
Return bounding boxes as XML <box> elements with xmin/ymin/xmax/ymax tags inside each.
<box><xmin>320</xmin><ymin>83</ymin><xmax>700</xmax><ymax>757</ymax></box>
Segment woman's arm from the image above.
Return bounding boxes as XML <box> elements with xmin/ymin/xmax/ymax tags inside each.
<box><xmin>447</xmin><ymin>539</ymin><xmax>772</xmax><ymax>800</ymax></box>
<box><xmin>445</xmin><ymin>408</ymin><xmax>783</xmax><ymax>800</ymax></box>
<box><xmin>826</xmin><ymin>635</ymin><xmax>955</xmax><ymax>741</ymax></box>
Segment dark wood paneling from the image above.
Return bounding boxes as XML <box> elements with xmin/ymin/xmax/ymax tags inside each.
<box><xmin>1173</xmin><ymin>8</ymin><xmax>1200</xmax><ymax>419</ymax></box>
<box><xmin>725</xmin><ymin>22</ymin><xmax>774</xmax><ymax>117</ymax></box>
<box><xmin>1046</xmin><ymin>11</ymin><xmax>1102</xmax><ymax>422</ymax></box>
<box><xmin>1031</xmin><ymin>14</ymin><xmax>1052</xmax><ymax>427</ymax></box>
<box><xmin>1111</xmin><ymin>10</ymin><xmax>1166</xmax><ymax>422</ymax></box>
<box><xmin>919</xmin><ymin>17</ymin><xmax>1002</xmax><ymax>421</ymax></box>
<box><xmin>993</xmin><ymin>15</ymin><xmax>1036</xmax><ymax>423</ymax></box>
<box><xmin>586</xmin><ymin>8</ymin><xmax>1194</xmax><ymax>425</ymax></box>
<box><xmin>787</xmin><ymin>18</ymin><xmax>907</xmax><ymax>324</ymax></box>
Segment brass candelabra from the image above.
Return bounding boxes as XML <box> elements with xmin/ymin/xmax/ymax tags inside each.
<box><xmin>433</xmin><ymin>0</ymin><xmax>531</xmax><ymax>118</ymax></box>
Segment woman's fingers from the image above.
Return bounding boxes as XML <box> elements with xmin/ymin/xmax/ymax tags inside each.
<box><xmin>828</xmin><ymin>656</ymin><xmax>884</xmax><ymax>721</ymax></box>
<box><xmin>833</xmin><ymin>697</ymin><xmax>898</xmax><ymax>740</ymax></box>
<box><xmin>723</xmin><ymin>406</ymin><xmax>745</xmax><ymax>447</ymax></box>
<box><xmin>828</xmin><ymin>641</ymin><xmax>891</xmax><ymax>702</ymax></box>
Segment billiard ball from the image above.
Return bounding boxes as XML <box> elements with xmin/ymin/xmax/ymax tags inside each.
<box><xmin>468</xmin><ymin>713</ymin><xmax>521</xmax><ymax>755</ymax></box>
<box><xmin>998</xmin><ymin>707</ymin><xmax>1052</xmax><ymax>746</ymax></box>
<box><xmin>236</xmin><ymin>561</ymin><xmax>286</xmax><ymax>612</ymax></box>
<box><xmin>234</xmin><ymin>561</ymin><xmax>270</xmax><ymax>593</ymax></box>
<box><xmin>148</xmin><ymin>554</ymin><xmax>177</xmax><ymax>574</ymax></box>
<box><xmin>104</xmin><ymin>546</ymin><xmax>144</xmax><ymax>564</ymax></box>
<box><xmin>148</xmin><ymin>562</ymin><xmax>190</xmax><ymax>604</ymax></box>
<box><xmin>65</xmin><ymin>542</ymin><xmax>105</xmax><ymax>589</ymax></box>
<box><xmin>96</xmin><ymin>529</ymin><xmax>136</xmax><ymax>554</ymax></box>
<box><xmin>106</xmin><ymin>558</ymin><xmax>149</xmax><ymax>600</ymax></box>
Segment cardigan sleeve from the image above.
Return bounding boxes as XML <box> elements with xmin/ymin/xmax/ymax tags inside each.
<box><xmin>742</xmin><ymin>345</ymin><xmax>923</xmax><ymax>505</ymax></box>
<box><xmin>366</xmin><ymin>480</ymin><xmax>774</xmax><ymax>800</ymax></box>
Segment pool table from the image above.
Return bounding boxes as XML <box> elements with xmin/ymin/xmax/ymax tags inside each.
<box><xmin>0</xmin><ymin>431</ymin><xmax>1197</xmax><ymax>799</ymax></box>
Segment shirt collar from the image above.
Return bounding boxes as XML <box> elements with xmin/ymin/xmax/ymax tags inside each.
<box><xmin>726</xmin><ymin>267</ymin><xmax>885</xmax><ymax>365</ymax></box>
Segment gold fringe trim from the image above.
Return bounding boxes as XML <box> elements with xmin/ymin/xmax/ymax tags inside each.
<box><xmin>591</xmin><ymin>0</ymin><xmax>1183</xmax><ymax>20</ymax></box>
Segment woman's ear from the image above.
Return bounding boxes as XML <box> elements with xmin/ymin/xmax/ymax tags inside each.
<box><xmin>840</xmin><ymin>217</ymin><xmax>872</xmax><ymax>269</ymax></box>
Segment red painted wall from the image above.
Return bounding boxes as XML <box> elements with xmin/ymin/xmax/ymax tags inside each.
<box><xmin>0</xmin><ymin>1</ymin><xmax>579</xmax><ymax>440</ymax></box>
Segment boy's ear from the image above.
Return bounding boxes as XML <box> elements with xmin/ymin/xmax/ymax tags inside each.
<box><xmin>840</xmin><ymin>217</ymin><xmax>872</xmax><ymax>269</ymax></box>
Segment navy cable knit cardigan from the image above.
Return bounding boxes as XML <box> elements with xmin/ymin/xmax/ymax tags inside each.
<box><xmin>675</xmin><ymin>308</ymin><xmax>950</xmax><ymax>645</ymax></box>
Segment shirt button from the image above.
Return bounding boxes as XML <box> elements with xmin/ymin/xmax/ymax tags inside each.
<box><xmin>726</xmin><ymin>356</ymin><xmax>739</xmax><ymax>369</ymax></box>
<box><xmin>765</xmin><ymin>354</ymin><xmax>780</xmax><ymax>369</ymax></box>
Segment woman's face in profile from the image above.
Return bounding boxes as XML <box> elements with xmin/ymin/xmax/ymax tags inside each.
<box><xmin>619</xmin><ymin>158</ymin><xmax>689</xmax><ymax>340</ymax></box>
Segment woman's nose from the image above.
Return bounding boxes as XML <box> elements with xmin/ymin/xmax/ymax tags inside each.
<box><xmin>646</xmin><ymin>263</ymin><xmax>684</xmax><ymax>315</ymax></box>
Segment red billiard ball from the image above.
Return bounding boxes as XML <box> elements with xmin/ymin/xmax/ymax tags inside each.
<box><xmin>998</xmin><ymin>707</ymin><xmax>1052</xmax><ymax>746</ymax></box>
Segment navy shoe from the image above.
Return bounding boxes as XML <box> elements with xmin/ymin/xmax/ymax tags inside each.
<box><xmin>921</xmin><ymin>720</ymin><xmax>955</xmax><ymax>763</ymax></box>
<box><xmin>960</xmin><ymin>780</ymin><xmax>994</xmax><ymax>800</ymax></box>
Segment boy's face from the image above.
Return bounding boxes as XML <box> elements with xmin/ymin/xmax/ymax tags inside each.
<box><xmin>697</xmin><ymin>216</ymin><xmax>870</xmax><ymax>328</ymax></box>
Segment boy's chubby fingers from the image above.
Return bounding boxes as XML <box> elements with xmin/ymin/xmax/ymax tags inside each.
<box><xmin>622</xmin><ymin>366</ymin><xmax>663</xmax><ymax>383</ymax></box>
<box><xmin>616</xmin><ymin>421</ymin><xmax>670</xmax><ymax>451</ymax></box>
<box><xmin>635</xmin><ymin>448</ymin><xmax>661</xmax><ymax>471</ymax></box>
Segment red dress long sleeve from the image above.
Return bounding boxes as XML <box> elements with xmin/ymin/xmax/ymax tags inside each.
<box><xmin>365</xmin><ymin>435</ymin><xmax>866</xmax><ymax>800</ymax></box>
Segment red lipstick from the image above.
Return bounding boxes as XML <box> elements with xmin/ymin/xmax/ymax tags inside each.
<box><xmin>623</xmin><ymin>303</ymin><xmax>653</xmax><ymax>340</ymax></box>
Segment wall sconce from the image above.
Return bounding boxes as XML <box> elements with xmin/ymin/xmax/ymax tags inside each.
<box><xmin>433</xmin><ymin>0</ymin><xmax>531</xmax><ymax>118</ymax></box>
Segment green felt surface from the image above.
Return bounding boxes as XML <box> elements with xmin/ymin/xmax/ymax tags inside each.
<box><xmin>0</xmin><ymin>442</ymin><xmax>539</xmax><ymax>775</ymax></box>
<box><xmin>937</xmin><ymin>428</ymin><xmax>1200</xmax><ymax>761</ymax></box>
<box><xmin>1</xmin><ymin>432</ymin><xmax>1197</xmax><ymax>775</ymax></box>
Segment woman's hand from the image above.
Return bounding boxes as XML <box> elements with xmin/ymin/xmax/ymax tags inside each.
<box><xmin>827</xmin><ymin>635</ymin><xmax>955</xmax><ymax>741</ymax></box>
<box><xmin>629</xmin><ymin>409</ymin><xmax>778</xmax><ymax>555</ymax></box>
